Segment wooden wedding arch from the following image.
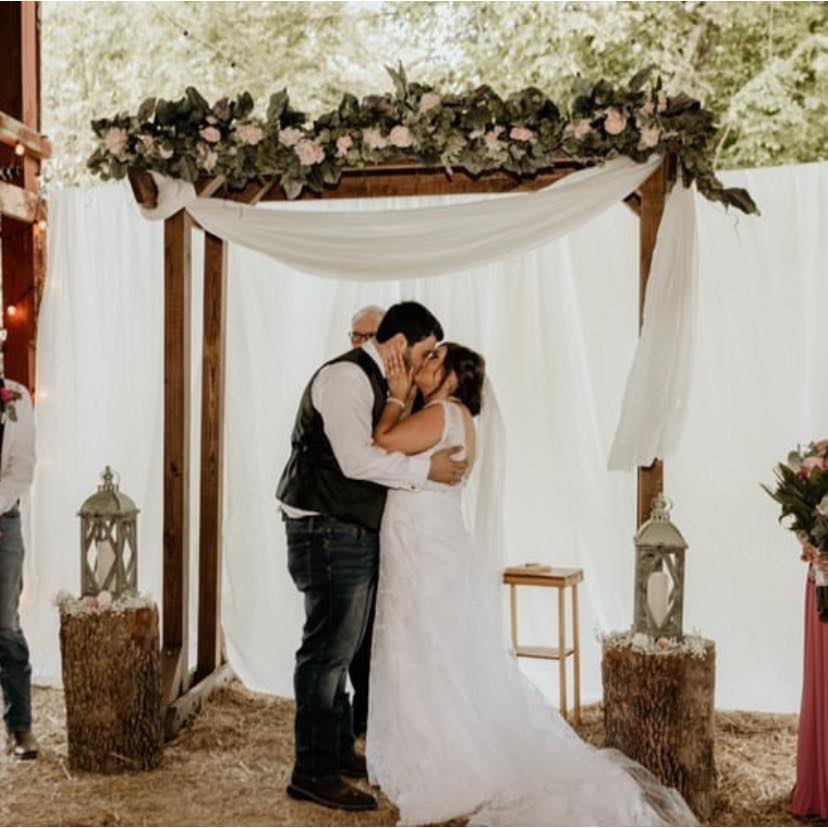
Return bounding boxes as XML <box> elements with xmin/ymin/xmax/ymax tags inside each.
<box><xmin>128</xmin><ymin>152</ymin><xmax>675</xmax><ymax>736</ymax></box>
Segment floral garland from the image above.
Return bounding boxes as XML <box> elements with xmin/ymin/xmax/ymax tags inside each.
<box><xmin>55</xmin><ymin>588</ymin><xmax>155</xmax><ymax>617</ymax></box>
<box><xmin>87</xmin><ymin>65</ymin><xmax>757</xmax><ymax>214</ymax></box>
<box><xmin>599</xmin><ymin>628</ymin><xmax>711</xmax><ymax>659</ymax></box>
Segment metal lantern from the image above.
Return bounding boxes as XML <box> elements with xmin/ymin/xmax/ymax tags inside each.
<box><xmin>78</xmin><ymin>466</ymin><xmax>139</xmax><ymax>597</ymax></box>
<box><xmin>633</xmin><ymin>494</ymin><xmax>687</xmax><ymax>639</ymax></box>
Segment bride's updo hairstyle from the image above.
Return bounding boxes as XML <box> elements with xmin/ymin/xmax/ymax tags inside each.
<box><xmin>442</xmin><ymin>343</ymin><xmax>485</xmax><ymax>417</ymax></box>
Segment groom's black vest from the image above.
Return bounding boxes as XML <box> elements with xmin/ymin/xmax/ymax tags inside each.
<box><xmin>276</xmin><ymin>349</ymin><xmax>389</xmax><ymax>530</ymax></box>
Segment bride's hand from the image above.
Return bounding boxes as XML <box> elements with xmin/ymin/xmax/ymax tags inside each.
<box><xmin>385</xmin><ymin>349</ymin><xmax>413</xmax><ymax>403</ymax></box>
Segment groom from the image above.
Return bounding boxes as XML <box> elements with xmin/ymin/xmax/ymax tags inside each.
<box><xmin>277</xmin><ymin>301</ymin><xmax>467</xmax><ymax>811</ymax></box>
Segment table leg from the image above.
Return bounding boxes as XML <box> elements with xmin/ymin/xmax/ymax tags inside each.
<box><xmin>572</xmin><ymin>582</ymin><xmax>581</xmax><ymax>726</ymax></box>
<box><xmin>558</xmin><ymin>585</ymin><xmax>567</xmax><ymax>720</ymax></box>
<box><xmin>509</xmin><ymin>584</ymin><xmax>518</xmax><ymax>652</ymax></box>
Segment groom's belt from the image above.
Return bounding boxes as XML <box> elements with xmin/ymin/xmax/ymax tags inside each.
<box><xmin>283</xmin><ymin>513</ymin><xmax>378</xmax><ymax>533</ymax></box>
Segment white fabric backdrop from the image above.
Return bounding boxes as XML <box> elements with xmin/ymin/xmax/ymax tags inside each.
<box><xmin>140</xmin><ymin>156</ymin><xmax>698</xmax><ymax>471</ymax></box>
<box><xmin>25</xmin><ymin>160</ymin><xmax>827</xmax><ymax>713</ymax></box>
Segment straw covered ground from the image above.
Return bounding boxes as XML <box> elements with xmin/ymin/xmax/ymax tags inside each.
<box><xmin>0</xmin><ymin>681</ymin><xmax>802</xmax><ymax>826</ymax></box>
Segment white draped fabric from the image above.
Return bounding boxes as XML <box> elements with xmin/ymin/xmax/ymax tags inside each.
<box><xmin>25</xmin><ymin>160</ymin><xmax>826</xmax><ymax>715</ymax></box>
<box><xmin>140</xmin><ymin>155</ymin><xmax>696</xmax><ymax>470</ymax></box>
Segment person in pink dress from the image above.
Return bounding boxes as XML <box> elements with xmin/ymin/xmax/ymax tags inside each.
<box><xmin>791</xmin><ymin>527</ymin><xmax>828</xmax><ymax>821</ymax></box>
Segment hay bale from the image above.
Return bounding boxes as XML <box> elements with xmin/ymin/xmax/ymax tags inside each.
<box><xmin>59</xmin><ymin>602</ymin><xmax>162</xmax><ymax>773</ymax></box>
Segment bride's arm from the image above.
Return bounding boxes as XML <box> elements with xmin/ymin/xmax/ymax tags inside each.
<box><xmin>374</xmin><ymin>403</ymin><xmax>445</xmax><ymax>455</ymax></box>
<box><xmin>374</xmin><ymin>348</ymin><xmax>444</xmax><ymax>455</ymax></box>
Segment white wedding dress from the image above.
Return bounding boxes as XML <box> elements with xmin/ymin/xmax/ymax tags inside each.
<box><xmin>366</xmin><ymin>396</ymin><xmax>696</xmax><ymax>826</ymax></box>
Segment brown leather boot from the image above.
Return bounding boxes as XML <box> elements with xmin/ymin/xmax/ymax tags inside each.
<box><xmin>6</xmin><ymin>730</ymin><xmax>39</xmax><ymax>760</ymax></box>
<box><xmin>286</xmin><ymin>772</ymin><xmax>377</xmax><ymax>811</ymax></box>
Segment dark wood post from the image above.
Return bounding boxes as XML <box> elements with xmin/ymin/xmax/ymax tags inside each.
<box><xmin>196</xmin><ymin>232</ymin><xmax>227</xmax><ymax>682</ymax></box>
<box><xmin>162</xmin><ymin>210</ymin><xmax>193</xmax><ymax>706</ymax></box>
<box><xmin>0</xmin><ymin>1</ymin><xmax>43</xmax><ymax>392</ymax></box>
<box><xmin>636</xmin><ymin>155</ymin><xmax>675</xmax><ymax>527</ymax></box>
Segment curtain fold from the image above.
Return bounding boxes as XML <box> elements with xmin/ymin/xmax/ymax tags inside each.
<box><xmin>140</xmin><ymin>155</ymin><xmax>697</xmax><ymax>469</ymax></box>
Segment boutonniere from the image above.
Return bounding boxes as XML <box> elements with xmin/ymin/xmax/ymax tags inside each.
<box><xmin>0</xmin><ymin>386</ymin><xmax>21</xmax><ymax>423</ymax></box>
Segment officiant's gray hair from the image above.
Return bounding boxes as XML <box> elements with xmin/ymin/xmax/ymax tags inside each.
<box><xmin>351</xmin><ymin>305</ymin><xmax>386</xmax><ymax>326</ymax></box>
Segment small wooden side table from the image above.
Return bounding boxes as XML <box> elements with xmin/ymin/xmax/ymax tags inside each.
<box><xmin>503</xmin><ymin>565</ymin><xmax>584</xmax><ymax>724</ymax></box>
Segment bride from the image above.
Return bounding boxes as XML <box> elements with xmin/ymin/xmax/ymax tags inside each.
<box><xmin>365</xmin><ymin>343</ymin><xmax>696</xmax><ymax>827</ymax></box>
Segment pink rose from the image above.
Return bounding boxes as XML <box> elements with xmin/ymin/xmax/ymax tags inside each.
<box><xmin>0</xmin><ymin>388</ymin><xmax>19</xmax><ymax>403</ymax></box>
<box><xmin>803</xmin><ymin>456</ymin><xmax>823</xmax><ymax>475</ymax></box>
<box><xmin>278</xmin><ymin>127</ymin><xmax>303</xmax><ymax>147</ymax></box>
<box><xmin>236</xmin><ymin>123</ymin><xmax>264</xmax><ymax>146</ymax></box>
<box><xmin>362</xmin><ymin>127</ymin><xmax>388</xmax><ymax>152</ymax></box>
<box><xmin>294</xmin><ymin>139</ymin><xmax>325</xmax><ymax>166</ymax></box>
<box><xmin>200</xmin><ymin>126</ymin><xmax>221</xmax><ymax>144</ymax></box>
<box><xmin>104</xmin><ymin>127</ymin><xmax>128</xmax><ymax>157</ymax></box>
<box><xmin>418</xmin><ymin>92</ymin><xmax>441</xmax><ymax>114</ymax></box>
<box><xmin>159</xmin><ymin>145</ymin><xmax>174</xmax><ymax>160</ymax></box>
<box><xmin>336</xmin><ymin>134</ymin><xmax>354</xmax><ymax>158</ymax></box>
<box><xmin>638</xmin><ymin>125</ymin><xmax>662</xmax><ymax>149</ymax></box>
<box><xmin>572</xmin><ymin>119</ymin><xmax>593</xmax><ymax>140</ymax></box>
<box><xmin>509</xmin><ymin>126</ymin><xmax>534</xmax><ymax>142</ymax></box>
<box><xmin>656</xmin><ymin>637</ymin><xmax>671</xmax><ymax>651</ymax></box>
<box><xmin>82</xmin><ymin>596</ymin><xmax>99</xmax><ymax>610</ymax></box>
<box><xmin>604</xmin><ymin>108</ymin><xmax>628</xmax><ymax>136</ymax></box>
<box><xmin>389</xmin><ymin>125</ymin><xmax>413</xmax><ymax>148</ymax></box>
<box><xmin>484</xmin><ymin>126</ymin><xmax>504</xmax><ymax>152</ymax></box>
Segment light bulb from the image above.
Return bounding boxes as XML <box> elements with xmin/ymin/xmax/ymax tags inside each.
<box><xmin>37</xmin><ymin>219</ymin><xmax>47</xmax><ymax>231</ymax></box>
<box><xmin>14</xmin><ymin>143</ymin><xmax>24</xmax><ymax>157</ymax></box>
<box><xmin>6</xmin><ymin>305</ymin><xmax>17</xmax><ymax>318</ymax></box>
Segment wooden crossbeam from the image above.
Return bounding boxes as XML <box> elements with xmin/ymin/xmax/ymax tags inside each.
<box><xmin>165</xmin><ymin>662</ymin><xmax>234</xmax><ymax>740</ymax></box>
<box><xmin>0</xmin><ymin>179</ymin><xmax>39</xmax><ymax>222</ymax></box>
<box><xmin>0</xmin><ymin>111</ymin><xmax>51</xmax><ymax>159</ymax></box>
<box><xmin>127</xmin><ymin>162</ymin><xmax>592</xmax><ymax>209</ymax></box>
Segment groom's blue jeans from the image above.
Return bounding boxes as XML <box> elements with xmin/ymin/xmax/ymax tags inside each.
<box><xmin>0</xmin><ymin>507</ymin><xmax>32</xmax><ymax>733</ymax></box>
<box><xmin>286</xmin><ymin>515</ymin><xmax>379</xmax><ymax>779</ymax></box>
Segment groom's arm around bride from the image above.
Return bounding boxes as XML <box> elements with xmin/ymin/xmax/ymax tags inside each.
<box><xmin>276</xmin><ymin>301</ymin><xmax>466</xmax><ymax>812</ymax></box>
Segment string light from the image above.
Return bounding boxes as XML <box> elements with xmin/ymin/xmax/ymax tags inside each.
<box><xmin>6</xmin><ymin>305</ymin><xmax>17</xmax><ymax>318</ymax></box>
<box><xmin>14</xmin><ymin>143</ymin><xmax>25</xmax><ymax>157</ymax></box>
<box><xmin>37</xmin><ymin>218</ymin><xmax>47</xmax><ymax>231</ymax></box>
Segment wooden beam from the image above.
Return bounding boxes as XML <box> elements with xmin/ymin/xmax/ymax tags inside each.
<box><xmin>262</xmin><ymin>164</ymin><xmax>585</xmax><ymax>201</ymax></box>
<box><xmin>636</xmin><ymin>155</ymin><xmax>674</xmax><ymax>527</ymax></box>
<box><xmin>162</xmin><ymin>210</ymin><xmax>193</xmax><ymax>701</ymax></box>
<box><xmin>0</xmin><ymin>180</ymin><xmax>38</xmax><ymax>222</ymax></box>
<box><xmin>165</xmin><ymin>663</ymin><xmax>234</xmax><ymax>740</ymax></box>
<box><xmin>127</xmin><ymin>161</ymin><xmax>590</xmax><ymax>208</ymax></box>
<box><xmin>0</xmin><ymin>112</ymin><xmax>50</xmax><ymax>159</ymax></box>
<box><xmin>196</xmin><ymin>232</ymin><xmax>228</xmax><ymax>683</ymax></box>
<box><xmin>226</xmin><ymin>179</ymin><xmax>276</xmax><ymax>205</ymax></box>
<box><xmin>128</xmin><ymin>168</ymin><xmax>158</xmax><ymax>209</ymax></box>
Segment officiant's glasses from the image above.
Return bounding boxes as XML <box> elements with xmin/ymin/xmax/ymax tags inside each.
<box><xmin>349</xmin><ymin>329</ymin><xmax>377</xmax><ymax>346</ymax></box>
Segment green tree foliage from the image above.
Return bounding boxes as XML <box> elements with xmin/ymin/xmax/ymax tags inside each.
<box><xmin>41</xmin><ymin>1</ymin><xmax>828</xmax><ymax>186</ymax></box>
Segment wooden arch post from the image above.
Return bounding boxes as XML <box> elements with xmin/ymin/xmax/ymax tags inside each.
<box><xmin>636</xmin><ymin>154</ymin><xmax>675</xmax><ymax>528</ymax></box>
<box><xmin>162</xmin><ymin>209</ymin><xmax>233</xmax><ymax>737</ymax></box>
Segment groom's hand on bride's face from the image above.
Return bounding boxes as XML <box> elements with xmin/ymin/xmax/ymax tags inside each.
<box><xmin>428</xmin><ymin>446</ymin><xmax>468</xmax><ymax>485</ymax></box>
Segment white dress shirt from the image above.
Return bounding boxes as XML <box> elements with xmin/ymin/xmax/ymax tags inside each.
<box><xmin>280</xmin><ymin>340</ymin><xmax>429</xmax><ymax>518</ymax></box>
<box><xmin>0</xmin><ymin>379</ymin><xmax>35</xmax><ymax>515</ymax></box>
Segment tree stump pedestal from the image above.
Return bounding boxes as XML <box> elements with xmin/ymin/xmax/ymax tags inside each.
<box><xmin>59</xmin><ymin>602</ymin><xmax>163</xmax><ymax>773</ymax></box>
<box><xmin>602</xmin><ymin>638</ymin><xmax>716</xmax><ymax>819</ymax></box>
